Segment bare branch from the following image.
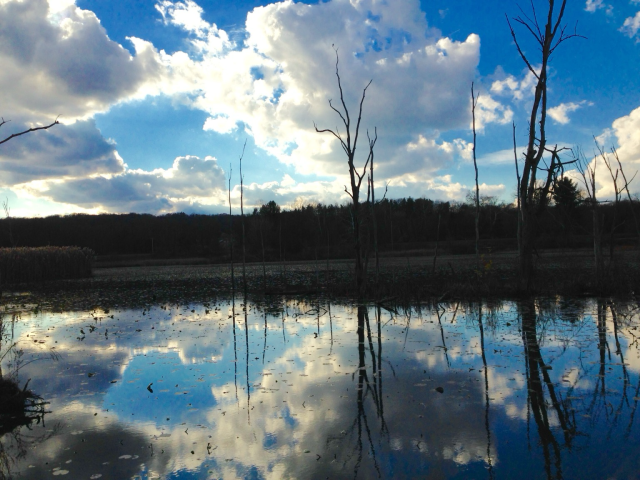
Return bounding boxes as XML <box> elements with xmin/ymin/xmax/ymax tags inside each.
<box><xmin>314</xmin><ymin>121</ymin><xmax>349</xmax><ymax>155</ymax></box>
<box><xmin>328</xmin><ymin>99</ymin><xmax>348</xmax><ymax>131</ymax></box>
<box><xmin>333</xmin><ymin>47</ymin><xmax>351</xmax><ymax>140</ymax></box>
<box><xmin>0</xmin><ymin>116</ymin><xmax>60</xmax><ymax>146</ymax></box>
<box><xmin>506</xmin><ymin>15</ymin><xmax>540</xmax><ymax>80</ymax></box>
<box><xmin>351</xmin><ymin>79</ymin><xmax>373</xmax><ymax>165</ymax></box>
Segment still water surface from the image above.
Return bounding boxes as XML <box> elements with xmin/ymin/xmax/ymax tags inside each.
<box><xmin>2</xmin><ymin>297</ymin><xmax>640</xmax><ymax>479</ymax></box>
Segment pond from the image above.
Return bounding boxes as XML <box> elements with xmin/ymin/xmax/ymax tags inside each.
<box><xmin>1</xmin><ymin>296</ymin><xmax>640</xmax><ymax>479</ymax></box>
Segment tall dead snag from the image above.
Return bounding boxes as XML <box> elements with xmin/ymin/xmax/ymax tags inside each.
<box><xmin>227</xmin><ymin>164</ymin><xmax>235</xmax><ymax>292</ymax></box>
<box><xmin>507</xmin><ymin>0</ymin><xmax>583</xmax><ymax>291</ymax></box>
<box><xmin>315</xmin><ymin>49</ymin><xmax>375</xmax><ymax>299</ymax></box>
<box><xmin>577</xmin><ymin>148</ymin><xmax>604</xmax><ymax>287</ymax></box>
<box><xmin>367</xmin><ymin>128</ymin><xmax>379</xmax><ymax>293</ymax></box>
<box><xmin>239</xmin><ymin>140</ymin><xmax>248</xmax><ymax>294</ymax></box>
<box><xmin>597</xmin><ymin>140</ymin><xmax>636</xmax><ymax>262</ymax></box>
<box><xmin>471</xmin><ymin>83</ymin><xmax>480</xmax><ymax>268</ymax></box>
<box><xmin>513</xmin><ymin>123</ymin><xmax>522</xmax><ymax>253</ymax></box>
<box><xmin>611</xmin><ymin>146</ymin><xmax>640</xmax><ymax>243</ymax></box>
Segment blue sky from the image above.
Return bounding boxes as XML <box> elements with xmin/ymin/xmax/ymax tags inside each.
<box><xmin>0</xmin><ymin>0</ymin><xmax>639</xmax><ymax>216</ymax></box>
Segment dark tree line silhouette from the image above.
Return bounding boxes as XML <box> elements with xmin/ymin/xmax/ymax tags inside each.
<box><xmin>1</xmin><ymin>190</ymin><xmax>638</xmax><ymax>262</ymax></box>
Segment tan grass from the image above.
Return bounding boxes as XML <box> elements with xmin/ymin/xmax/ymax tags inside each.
<box><xmin>0</xmin><ymin>247</ymin><xmax>93</xmax><ymax>284</ymax></box>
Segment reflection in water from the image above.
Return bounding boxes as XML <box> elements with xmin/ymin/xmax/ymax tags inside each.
<box><xmin>0</xmin><ymin>310</ymin><xmax>52</xmax><ymax>480</ymax></box>
<box><xmin>1</xmin><ymin>298</ymin><xmax>640</xmax><ymax>478</ymax></box>
<box><xmin>520</xmin><ymin>300</ymin><xmax>574</xmax><ymax>480</ymax></box>
<box><xmin>477</xmin><ymin>303</ymin><xmax>494</xmax><ymax>480</ymax></box>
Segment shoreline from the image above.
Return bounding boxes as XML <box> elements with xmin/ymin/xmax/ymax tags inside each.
<box><xmin>3</xmin><ymin>248</ymin><xmax>640</xmax><ymax>311</ymax></box>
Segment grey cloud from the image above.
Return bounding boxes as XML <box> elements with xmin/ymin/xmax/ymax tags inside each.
<box><xmin>30</xmin><ymin>155</ymin><xmax>226</xmax><ymax>213</ymax></box>
<box><xmin>0</xmin><ymin>0</ymin><xmax>161</xmax><ymax>120</ymax></box>
<box><xmin>0</xmin><ymin>119</ymin><xmax>124</xmax><ymax>185</ymax></box>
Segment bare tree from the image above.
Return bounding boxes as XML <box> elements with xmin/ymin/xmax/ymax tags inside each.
<box><xmin>577</xmin><ymin>148</ymin><xmax>605</xmax><ymax>286</ymax></box>
<box><xmin>611</xmin><ymin>146</ymin><xmax>640</xmax><ymax>243</ymax></box>
<box><xmin>597</xmin><ymin>140</ymin><xmax>637</xmax><ymax>261</ymax></box>
<box><xmin>315</xmin><ymin>49</ymin><xmax>375</xmax><ymax>298</ymax></box>
<box><xmin>507</xmin><ymin>0</ymin><xmax>583</xmax><ymax>291</ymax></box>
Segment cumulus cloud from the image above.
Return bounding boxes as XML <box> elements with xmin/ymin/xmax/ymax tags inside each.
<box><xmin>0</xmin><ymin>119</ymin><xmax>124</xmax><ymax>185</ymax></box>
<box><xmin>620</xmin><ymin>11</ymin><xmax>640</xmax><ymax>39</ymax></box>
<box><xmin>155</xmin><ymin>0</ymin><xmax>231</xmax><ymax>54</ymax></box>
<box><xmin>378</xmin><ymin>133</ymin><xmax>471</xmax><ymax>181</ymax></box>
<box><xmin>19</xmin><ymin>155</ymin><xmax>226</xmax><ymax>213</ymax></box>
<box><xmin>548</xmin><ymin>100</ymin><xmax>593</xmax><ymax>124</ymax></box>
<box><xmin>490</xmin><ymin>70</ymin><xmax>537</xmax><ymax>102</ymax></box>
<box><xmin>1</xmin><ymin>0</ymin><xmax>516</xmax><ymax>213</ymax></box>
<box><xmin>610</xmin><ymin>106</ymin><xmax>640</xmax><ymax>167</ymax></box>
<box><xmin>0</xmin><ymin>0</ymin><xmax>169</xmax><ymax>197</ymax></box>
<box><xmin>0</xmin><ymin>0</ymin><xmax>159</xmax><ymax>123</ymax></box>
<box><xmin>565</xmin><ymin>105</ymin><xmax>640</xmax><ymax>200</ymax></box>
<box><xmin>474</xmin><ymin>94</ymin><xmax>514</xmax><ymax>129</ymax></box>
<box><xmin>135</xmin><ymin>0</ymin><xmax>510</xmax><ymax>182</ymax></box>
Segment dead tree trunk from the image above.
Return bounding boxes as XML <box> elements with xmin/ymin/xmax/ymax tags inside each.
<box><xmin>368</xmin><ymin>129</ymin><xmax>380</xmax><ymax>293</ymax></box>
<box><xmin>513</xmin><ymin>122</ymin><xmax>522</xmax><ymax>255</ymax></box>
<box><xmin>471</xmin><ymin>83</ymin><xmax>480</xmax><ymax>268</ymax></box>
<box><xmin>598</xmin><ymin>140</ymin><xmax>636</xmax><ymax>264</ymax></box>
<box><xmin>227</xmin><ymin>164</ymin><xmax>235</xmax><ymax>292</ymax></box>
<box><xmin>239</xmin><ymin>140</ymin><xmax>247</xmax><ymax>294</ymax></box>
<box><xmin>315</xmin><ymin>49</ymin><xmax>376</xmax><ymax>299</ymax></box>
<box><xmin>611</xmin><ymin>146</ymin><xmax>640</xmax><ymax>244</ymax></box>
<box><xmin>578</xmin><ymin>150</ymin><xmax>605</xmax><ymax>288</ymax></box>
<box><xmin>507</xmin><ymin>0</ymin><xmax>583</xmax><ymax>291</ymax></box>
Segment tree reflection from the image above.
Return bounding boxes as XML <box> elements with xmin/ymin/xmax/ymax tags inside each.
<box><xmin>1</xmin><ymin>313</ymin><xmax>52</xmax><ymax>480</ymax></box>
<box><xmin>477</xmin><ymin>303</ymin><xmax>494</xmax><ymax>479</ymax></box>
<box><xmin>0</xmin><ymin>385</ymin><xmax>52</xmax><ymax>480</ymax></box>
<box><xmin>520</xmin><ymin>299</ymin><xmax>577</xmax><ymax>480</ymax></box>
<box><xmin>328</xmin><ymin>305</ymin><xmax>388</xmax><ymax>478</ymax></box>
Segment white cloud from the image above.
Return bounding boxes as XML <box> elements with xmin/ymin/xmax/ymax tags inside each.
<box><xmin>474</xmin><ymin>94</ymin><xmax>513</xmax><ymax>129</ymax></box>
<box><xmin>490</xmin><ymin>70</ymin><xmax>537</xmax><ymax>102</ymax></box>
<box><xmin>585</xmin><ymin>0</ymin><xmax>612</xmax><ymax>13</ymax></box>
<box><xmin>610</xmin><ymin>105</ymin><xmax>640</xmax><ymax>167</ymax></box>
<box><xmin>565</xmin><ymin>105</ymin><xmax>640</xmax><ymax>200</ymax></box>
<box><xmin>203</xmin><ymin>114</ymin><xmax>238</xmax><ymax>134</ymax></box>
<box><xmin>19</xmin><ymin>155</ymin><xmax>226</xmax><ymax>213</ymax></box>
<box><xmin>548</xmin><ymin>100</ymin><xmax>593</xmax><ymax>124</ymax></box>
<box><xmin>620</xmin><ymin>11</ymin><xmax>640</xmax><ymax>39</ymax></box>
<box><xmin>155</xmin><ymin>0</ymin><xmax>231</xmax><ymax>54</ymax></box>
<box><xmin>585</xmin><ymin>0</ymin><xmax>604</xmax><ymax>11</ymax></box>
<box><xmin>16</xmin><ymin>155</ymin><xmax>352</xmax><ymax>213</ymax></box>
<box><xmin>133</xmin><ymin>0</ymin><xmax>507</xmax><ymax>184</ymax></box>
<box><xmin>0</xmin><ymin>0</ymin><xmax>516</xmax><ymax>213</ymax></box>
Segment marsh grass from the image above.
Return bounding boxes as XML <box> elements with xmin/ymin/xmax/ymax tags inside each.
<box><xmin>0</xmin><ymin>247</ymin><xmax>93</xmax><ymax>285</ymax></box>
<box><xmin>5</xmin><ymin>249</ymin><xmax>639</xmax><ymax>314</ymax></box>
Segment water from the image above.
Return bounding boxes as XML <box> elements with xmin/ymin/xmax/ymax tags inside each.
<box><xmin>1</xmin><ymin>296</ymin><xmax>640</xmax><ymax>479</ymax></box>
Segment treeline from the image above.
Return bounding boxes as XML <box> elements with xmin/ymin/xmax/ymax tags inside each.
<box><xmin>0</xmin><ymin>196</ymin><xmax>639</xmax><ymax>262</ymax></box>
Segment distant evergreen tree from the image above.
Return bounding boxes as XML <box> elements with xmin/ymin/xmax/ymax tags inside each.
<box><xmin>553</xmin><ymin>177</ymin><xmax>582</xmax><ymax>210</ymax></box>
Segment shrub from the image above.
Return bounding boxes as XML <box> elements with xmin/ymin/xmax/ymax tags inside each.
<box><xmin>0</xmin><ymin>246</ymin><xmax>94</xmax><ymax>285</ymax></box>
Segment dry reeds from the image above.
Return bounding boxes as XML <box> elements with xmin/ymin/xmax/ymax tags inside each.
<box><xmin>0</xmin><ymin>246</ymin><xmax>94</xmax><ymax>285</ymax></box>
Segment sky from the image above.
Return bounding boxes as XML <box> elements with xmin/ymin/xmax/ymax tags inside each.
<box><xmin>0</xmin><ymin>0</ymin><xmax>639</xmax><ymax>217</ymax></box>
